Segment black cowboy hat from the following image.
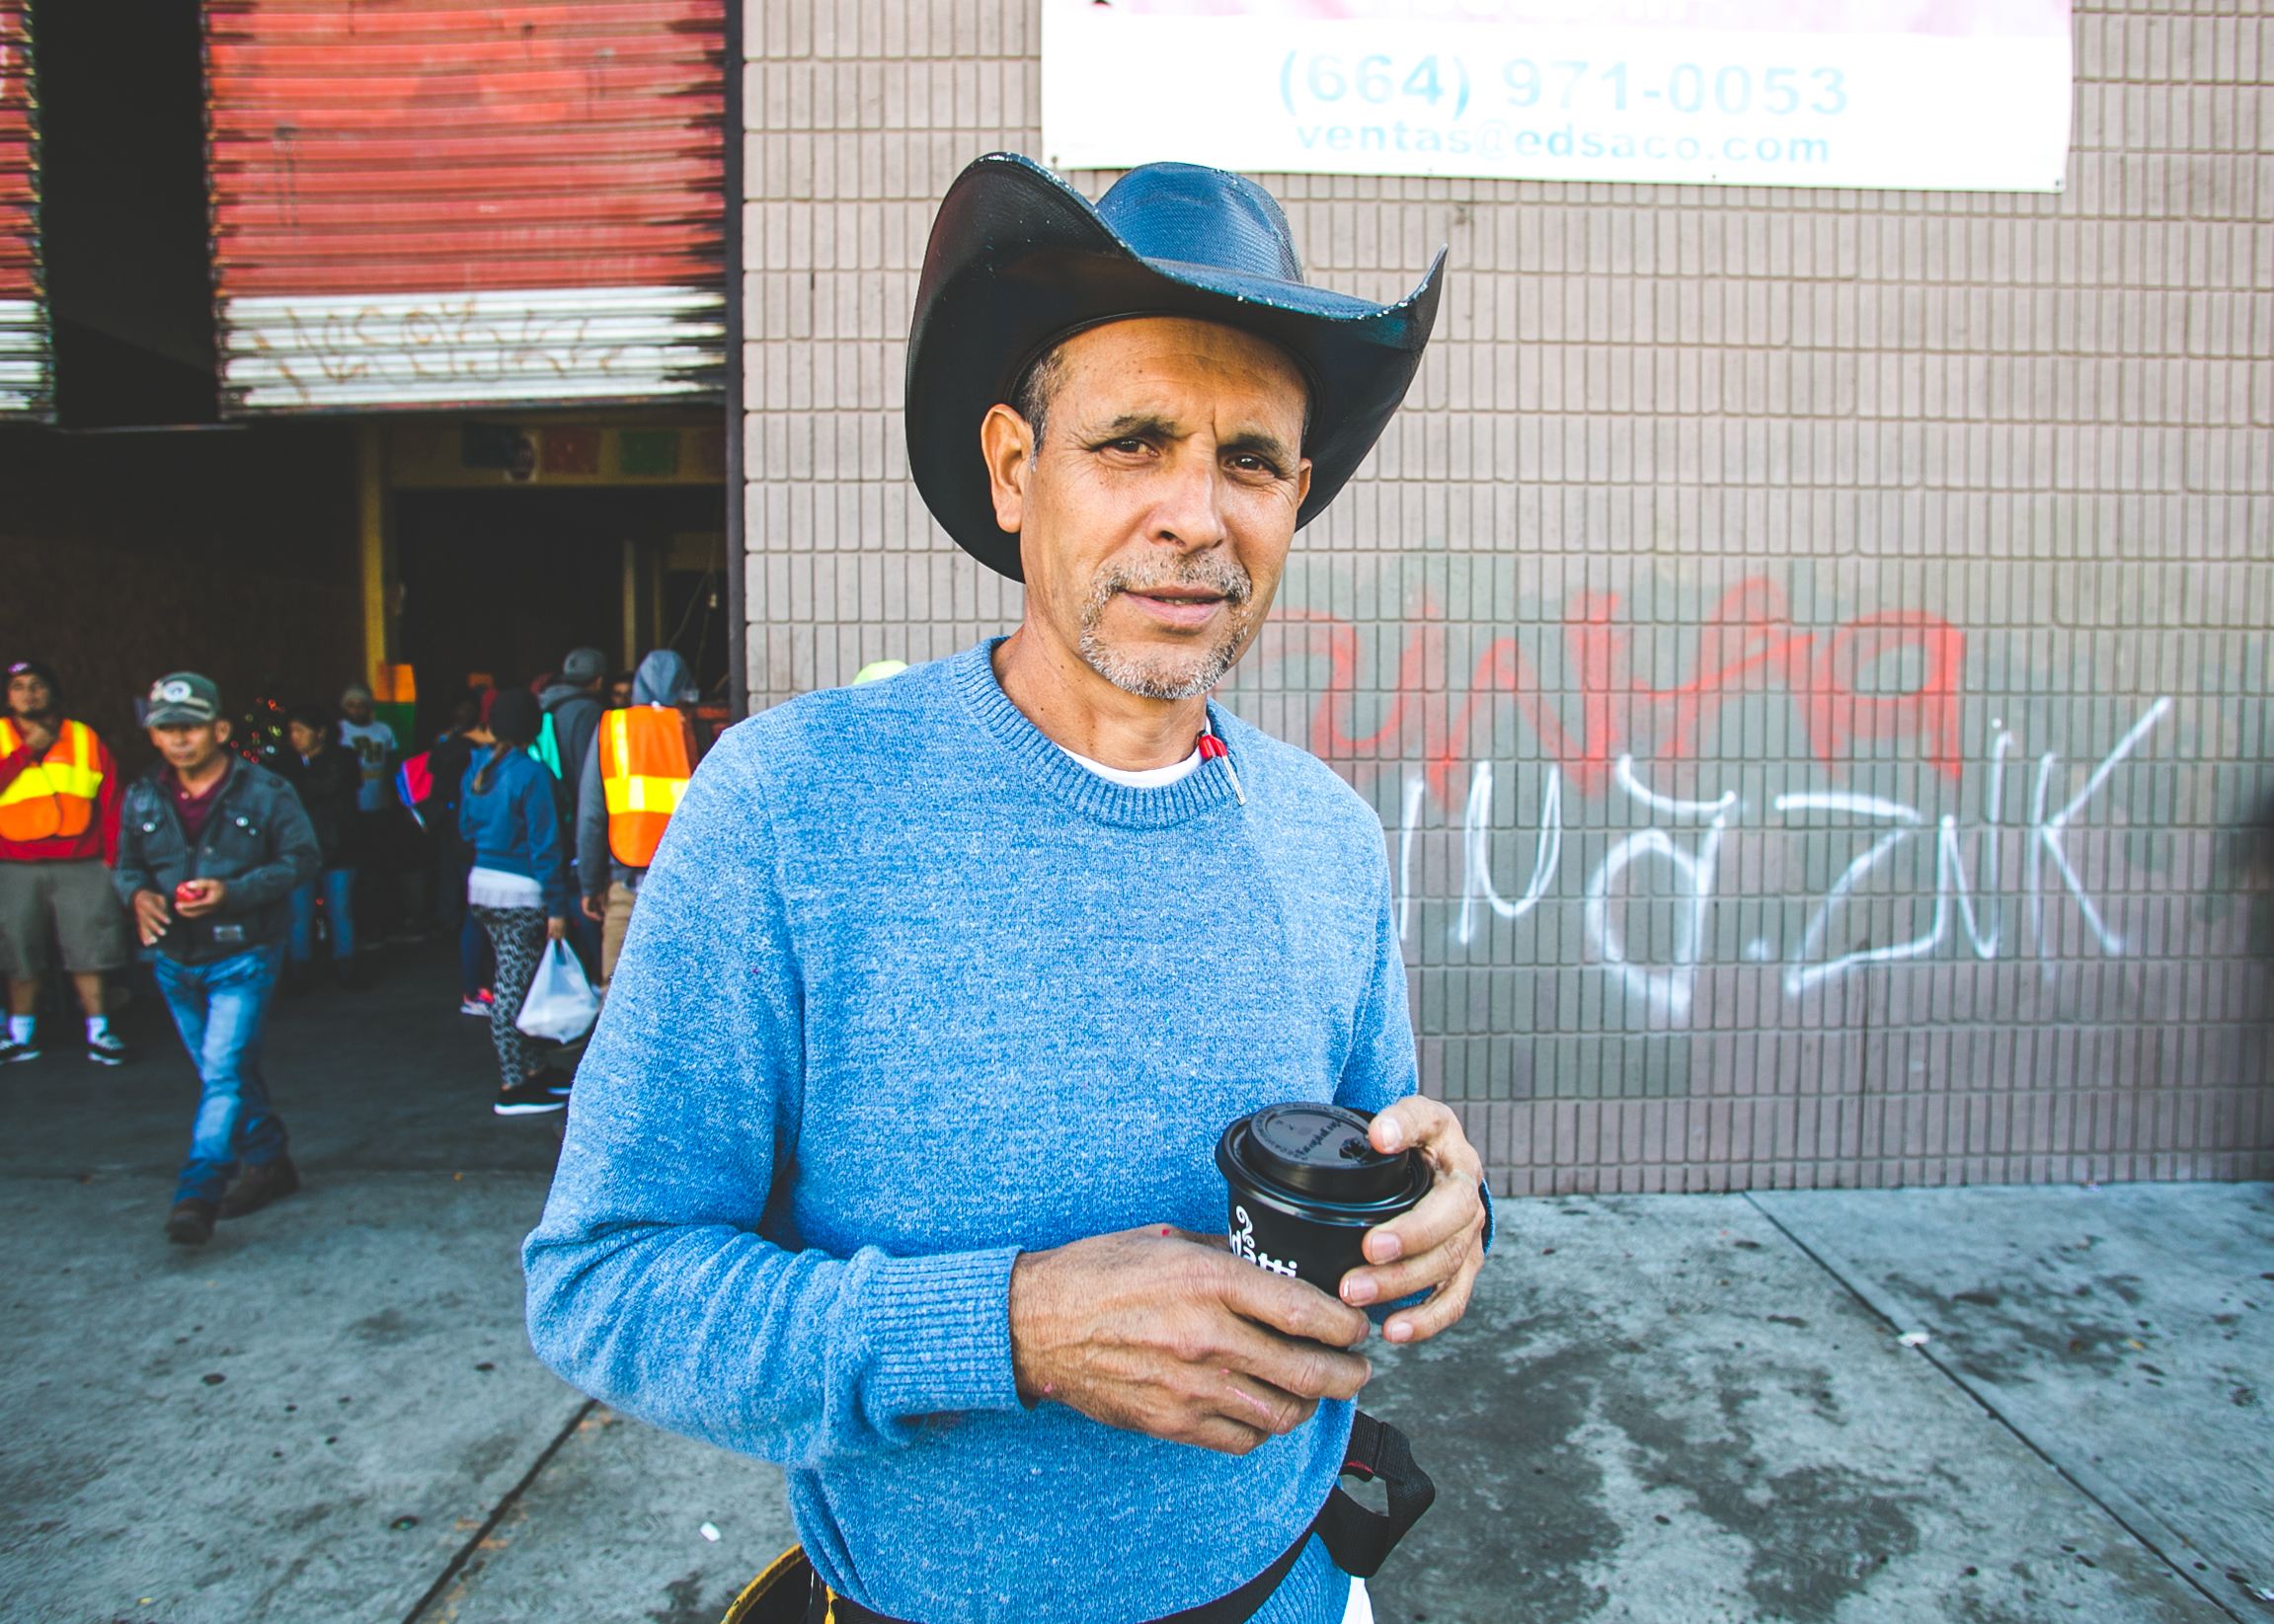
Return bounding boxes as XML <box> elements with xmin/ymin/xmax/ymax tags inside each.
<box><xmin>905</xmin><ymin>154</ymin><xmax>1446</xmax><ymax>582</ymax></box>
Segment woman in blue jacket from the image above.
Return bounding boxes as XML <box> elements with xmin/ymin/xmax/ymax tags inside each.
<box><xmin>458</xmin><ymin>688</ymin><xmax>572</xmax><ymax>1117</ymax></box>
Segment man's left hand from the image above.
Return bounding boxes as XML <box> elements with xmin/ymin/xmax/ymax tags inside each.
<box><xmin>1336</xmin><ymin>1098</ymin><xmax>1487</xmax><ymax>1346</ymax></box>
<box><xmin>174</xmin><ymin>879</ymin><xmax>227</xmax><ymax>917</ymax></box>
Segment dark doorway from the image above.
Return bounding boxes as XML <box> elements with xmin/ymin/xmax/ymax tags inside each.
<box><xmin>394</xmin><ymin>485</ymin><xmax>728</xmax><ymax>740</ymax></box>
<box><xmin>33</xmin><ymin>0</ymin><xmax>217</xmax><ymax>427</ymax></box>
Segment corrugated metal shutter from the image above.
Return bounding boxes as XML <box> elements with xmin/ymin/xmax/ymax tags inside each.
<box><xmin>0</xmin><ymin>2</ymin><xmax>48</xmax><ymax>422</ymax></box>
<box><xmin>205</xmin><ymin>0</ymin><xmax>725</xmax><ymax>416</ymax></box>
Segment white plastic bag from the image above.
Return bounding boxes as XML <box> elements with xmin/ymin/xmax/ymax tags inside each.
<box><xmin>516</xmin><ymin>940</ymin><xmax>600</xmax><ymax>1042</ymax></box>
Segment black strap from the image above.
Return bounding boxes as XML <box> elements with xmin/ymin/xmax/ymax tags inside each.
<box><xmin>1143</xmin><ymin>1528</ymin><xmax>1311</xmax><ymax>1624</ymax></box>
<box><xmin>811</xmin><ymin>1412</ymin><xmax>1433</xmax><ymax>1623</ymax></box>
<box><xmin>1316</xmin><ymin>1411</ymin><xmax>1436</xmax><ymax>1580</ymax></box>
<box><xmin>813</xmin><ymin>1532</ymin><xmax>1306</xmax><ymax>1624</ymax></box>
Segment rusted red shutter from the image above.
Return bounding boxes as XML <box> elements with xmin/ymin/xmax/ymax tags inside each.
<box><xmin>205</xmin><ymin>0</ymin><xmax>725</xmax><ymax>415</ymax></box>
<box><xmin>0</xmin><ymin>3</ymin><xmax>48</xmax><ymax>421</ymax></box>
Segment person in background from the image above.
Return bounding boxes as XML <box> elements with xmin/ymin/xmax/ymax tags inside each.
<box><xmin>459</xmin><ymin>688</ymin><xmax>572</xmax><ymax>1118</ymax></box>
<box><xmin>537</xmin><ymin>649</ymin><xmax>607</xmax><ymax>793</ymax></box>
<box><xmin>338</xmin><ymin>681</ymin><xmax>397</xmax><ymax>815</ymax></box>
<box><xmin>427</xmin><ymin>690</ymin><xmax>489</xmax><ymax>1015</ymax></box>
<box><xmin>338</xmin><ymin>682</ymin><xmax>402</xmax><ymax>945</ymax></box>
<box><xmin>0</xmin><ymin>659</ymin><xmax>132</xmax><ymax>1065</ymax></box>
<box><xmin>115</xmin><ymin>672</ymin><xmax>319</xmax><ymax>1246</ymax></box>
<box><xmin>281</xmin><ymin>703</ymin><xmax>363</xmax><ymax>993</ymax></box>
<box><xmin>605</xmin><ymin>670</ymin><xmax>635</xmax><ymax>711</ymax></box>
<box><xmin>456</xmin><ymin>687</ymin><xmax>506</xmax><ymax>1015</ymax></box>
<box><xmin>575</xmin><ymin>650</ymin><xmax>700</xmax><ymax>990</ymax></box>
<box><xmin>538</xmin><ymin>648</ymin><xmax>608</xmax><ymax>977</ymax></box>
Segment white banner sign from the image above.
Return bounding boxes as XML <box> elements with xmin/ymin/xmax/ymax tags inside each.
<box><xmin>1044</xmin><ymin>0</ymin><xmax>2073</xmax><ymax>193</ymax></box>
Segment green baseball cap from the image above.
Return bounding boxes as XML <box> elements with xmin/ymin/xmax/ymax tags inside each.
<box><xmin>145</xmin><ymin>671</ymin><xmax>222</xmax><ymax>727</ymax></box>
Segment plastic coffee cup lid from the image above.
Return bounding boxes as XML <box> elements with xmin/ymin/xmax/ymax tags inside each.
<box><xmin>1243</xmin><ymin>1104</ymin><xmax>1412</xmax><ymax>1202</ymax></box>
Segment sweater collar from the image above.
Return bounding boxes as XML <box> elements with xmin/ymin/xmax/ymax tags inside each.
<box><xmin>950</xmin><ymin>640</ymin><xmax>1244</xmax><ymax>829</ymax></box>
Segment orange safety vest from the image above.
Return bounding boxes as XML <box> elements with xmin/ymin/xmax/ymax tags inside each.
<box><xmin>0</xmin><ymin>717</ymin><xmax>104</xmax><ymax>844</ymax></box>
<box><xmin>599</xmin><ymin>705</ymin><xmax>692</xmax><ymax>868</ymax></box>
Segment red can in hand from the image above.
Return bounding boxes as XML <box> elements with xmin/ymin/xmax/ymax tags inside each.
<box><xmin>174</xmin><ymin>881</ymin><xmax>201</xmax><ymax>906</ymax></box>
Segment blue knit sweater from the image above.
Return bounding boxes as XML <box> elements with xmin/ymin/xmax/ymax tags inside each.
<box><xmin>523</xmin><ymin>642</ymin><xmax>1418</xmax><ymax>1624</ymax></box>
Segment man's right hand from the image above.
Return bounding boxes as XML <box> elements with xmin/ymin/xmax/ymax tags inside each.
<box><xmin>15</xmin><ymin>717</ymin><xmax>55</xmax><ymax>755</ymax></box>
<box><xmin>131</xmin><ymin>889</ymin><xmax>172</xmax><ymax>946</ymax></box>
<box><xmin>1008</xmin><ymin>1226</ymin><xmax>1372</xmax><ymax>1457</ymax></box>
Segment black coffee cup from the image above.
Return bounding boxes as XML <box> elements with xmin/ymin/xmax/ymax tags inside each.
<box><xmin>1216</xmin><ymin>1103</ymin><xmax>1433</xmax><ymax>1294</ymax></box>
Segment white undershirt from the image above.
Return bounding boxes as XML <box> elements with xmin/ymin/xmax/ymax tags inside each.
<box><xmin>467</xmin><ymin>866</ymin><xmax>543</xmax><ymax>909</ymax></box>
<box><xmin>1059</xmin><ymin>743</ymin><xmax>1204</xmax><ymax>789</ymax></box>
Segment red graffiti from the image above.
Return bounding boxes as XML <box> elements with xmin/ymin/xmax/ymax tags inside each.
<box><xmin>1274</xmin><ymin>578</ymin><xmax>1964</xmax><ymax>801</ymax></box>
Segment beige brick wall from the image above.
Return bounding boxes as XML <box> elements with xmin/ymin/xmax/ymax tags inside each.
<box><xmin>745</xmin><ymin>0</ymin><xmax>2274</xmax><ymax>1192</ymax></box>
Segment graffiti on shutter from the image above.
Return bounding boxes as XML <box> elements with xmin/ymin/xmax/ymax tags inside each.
<box><xmin>0</xmin><ymin>2</ymin><xmax>49</xmax><ymax>421</ymax></box>
<box><xmin>205</xmin><ymin>1</ymin><xmax>726</xmax><ymax>415</ymax></box>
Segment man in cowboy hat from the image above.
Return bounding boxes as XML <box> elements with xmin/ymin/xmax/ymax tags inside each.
<box><xmin>527</xmin><ymin>157</ymin><xmax>1487</xmax><ymax>1623</ymax></box>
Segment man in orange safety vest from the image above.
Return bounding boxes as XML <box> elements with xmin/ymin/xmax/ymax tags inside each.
<box><xmin>0</xmin><ymin>659</ymin><xmax>133</xmax><ymax>1065</ymax></box>
<box><xmin>575</xmin><ymin>650</ymin><xmax>701</xmax><ymax>986</ymax></box>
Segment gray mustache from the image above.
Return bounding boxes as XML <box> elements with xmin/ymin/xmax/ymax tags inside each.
<box><xmin>1092</xmin><ymin>559</ymin><xmax>1253</xmax><ymax>608</ymax></box>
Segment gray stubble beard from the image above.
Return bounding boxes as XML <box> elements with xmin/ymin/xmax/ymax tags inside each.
<box><xmin>1076</xmin><ymin>555</ymin><xmax>1257</xmax><ymax>701</ymax></box>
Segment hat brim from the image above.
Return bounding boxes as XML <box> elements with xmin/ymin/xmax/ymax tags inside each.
<box><xmin>145</xmin><ymin>706</ymin><xmax>218</xmax><ymax>728</ymax></box>
<box><xmin>905</xmin><ymin>154</ymin><xmax>1445</xmax><ymax>582</ymax></box>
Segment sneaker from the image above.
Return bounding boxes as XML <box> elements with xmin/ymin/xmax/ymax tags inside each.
<box><xmin>218</xmin><ymin>1154</ymin><xmax>300</xmax><ymax>1220</ymax></box>
<box><xmin>534</xmin><ymin>1066</ymin><xmax>576</xmax><ymax>1098</ymax></box>
<box><xmin>86</xmin><ymin>1029</ymin><xmax>133</xmax><ymax>1065</ymax></box>
<box><xmin>165</xmin><ymin>1199</ymin><xmax>217</xmax><ymax>1246</ymax></box>
<box><xmin>0</xmin><ymin>1036</ymin><xmax>38</xmax><ymax>1064</ymax></box>
<box><xmin>494</xmin><ymin>1079</ymin><xmax>566</xmax><ymax>1117</ymax></box>
<box><xmin>459</xmin><ymin>995</ymin><xmax>490</xmax><ymax>1017</ymax></box>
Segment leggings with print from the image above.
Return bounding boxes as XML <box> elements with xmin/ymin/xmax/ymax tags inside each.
<box><xmin>472</xmin><ymin>905</ymin><xmax>547</xmax><ymax>1090</ymax></box>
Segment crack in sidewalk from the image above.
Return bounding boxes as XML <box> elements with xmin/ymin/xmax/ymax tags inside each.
<box><xmin>1743</xmin><ymin>1192</ymin><xmax>2244</xmax><ymax>1624</ymax></box>
<box><xmin>400</xmin><ymin>1398</ymin><xmax>600</xmax><ymax>1624</ymax></box>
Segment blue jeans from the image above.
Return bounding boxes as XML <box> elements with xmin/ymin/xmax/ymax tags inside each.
<box><xmin>156</xmin><ymin>945</ymin><xmax>286</xmax><ymax>1204</ymax></box>
<box><xmin>287</xmin><ymin>867</ymin><xmax>356</xmax><ymax>962</ymax></box>
<box><xmin>461</xmin><ymin>910</ymin><xmax>493</xmax><ymax>998</ymax></box>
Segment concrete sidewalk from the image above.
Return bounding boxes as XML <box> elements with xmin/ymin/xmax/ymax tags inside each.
<box><xmin>2</xmin><ymin>941</ymin><xmax>2267</xmax><ymax>1623</ymax></box>
<box><xmin>1362</xmin><ymin>1188</ymin><xmax>2268</xmax><ymax>1624</ymax></box>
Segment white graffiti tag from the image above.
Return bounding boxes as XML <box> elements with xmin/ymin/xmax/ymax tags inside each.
<box><xmin>1406</xmin><ymin>699</ymin><xmax>2174</xmax><ymax>1022</ymax></box>
<box><xmin>1581</xmin><ymin>758</ymin><xmax>1735</xmax><ymax>1021</ymax></box>
<box><xmin>1453</xmin><ymin>761</ymin><xmax>1562</xmax><ymax>945</ymax></box>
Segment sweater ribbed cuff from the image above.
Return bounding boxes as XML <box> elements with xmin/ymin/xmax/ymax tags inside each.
<box><xmin>861</xmin><ymin>1246</ymin><xmax>1022</xmax><ymax>1419</ymax></box>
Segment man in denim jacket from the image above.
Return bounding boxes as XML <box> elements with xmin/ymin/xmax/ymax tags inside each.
<box><xmin>113</xmin><ymin>672</ymin><xmax>319</xmax><ymax>1245</ymax></box>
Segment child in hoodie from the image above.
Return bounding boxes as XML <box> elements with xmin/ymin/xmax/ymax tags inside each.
<box><xmin>459</xmin><ymin>688</ymin><xmax>572</xmax><ymax>1116</ymax></box>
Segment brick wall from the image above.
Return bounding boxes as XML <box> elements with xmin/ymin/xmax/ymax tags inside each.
<box><xmin>744</xmin><ymin>0</ymin><xmax>2274</xmax><ymax>1191</ymax></box>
